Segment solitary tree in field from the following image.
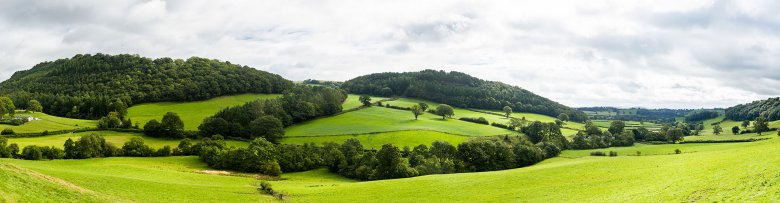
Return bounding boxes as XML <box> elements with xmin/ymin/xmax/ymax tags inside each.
<box><xmin>410</xmin><ymin>105</ymin><xmax>425</xmax><ymax>120</ymax></box>
<box><xmin>713</xmin><ymin>124</ymin><xmax>722</xmax><ymax>135</ymax></box>
<box><xmin>667</xmin><ymin>128</ymin><xmax>685</xmax><ymax>143</ymax></box>
<box><xmin>754</xmin><ymin>117</ymin><xmax>769</xmax><ymax>135</ymax></box>
<box><xmin>418</xmin><ymin>103</ymin><xmax>429</xmax><ymax>111</ymax></box>
<box><xmin>502</xmin><ymin>106</ymin><xmax>512</xmax><ymax>118</ymax></box>
<box><xmin>359</xmin><ymin>95</ymin><xmax>372</xmax><ymax>107</ymax></box>
<box><xmin>27</xmin><ymin>100</ymin><xmax>43</xmax><ymax>112</ymax></box>
<box><xmin>557</xmin><ymin>113</ymin><xmax>569</xmax><ymax>122</ymax></box>
<box><xmin>732</xmin><ymin>126</ymin><xmax>740</xmax><ymax>135</ymax></box>
<box><xmin>436</xmin><ymin>105</ymin><xmax>454</xmax><ymax>120</ymax></box>
<box><xmin>741</xmin><ymin>120</ymin><xmax>750</xmax><ymax>128</ymax></box>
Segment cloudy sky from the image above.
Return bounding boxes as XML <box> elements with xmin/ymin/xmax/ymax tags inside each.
<box><xmin>0</xmin><ymin>0</ymin><xmax>778</xmax><ymax>108</ymax></box>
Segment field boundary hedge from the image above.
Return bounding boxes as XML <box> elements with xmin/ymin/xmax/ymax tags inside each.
<box><xmin>0</xmin><ymin>128</ymin><xmax>144</xmax><ymax>138</ymax></box>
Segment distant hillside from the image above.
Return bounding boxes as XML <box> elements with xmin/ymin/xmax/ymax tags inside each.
<box><xmin>725</xmin><ymin>97</ymin><xmax>780</xmax><ymax>121</ymax></box>
<box><xmin>342</xmin><ymin>70</ymin><xmax>587</xmax><ymax>122</ymax></box>
<box><xmin>0</xmin><ymin>53</ymin><xmax>292</xmax><ymax>119</ymax></box>
<box><xmin>579</xmin><ymin>107</ymin><xmax>692</xmax><ymax>123</ymax></box>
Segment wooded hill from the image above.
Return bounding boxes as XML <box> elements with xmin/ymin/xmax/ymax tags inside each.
<box><xmin>342</xmin><ymin>70</ymin><xmax>587</xmax><ymax>122</ymax></box>
<box><xmin>0</xmin><ymin>54</ymin><xmax>292</xmax><ymax>119</ymax></box>
<box><xmin>725</xmin><ymin>97</ymin><xmax>780</xmax><ymax>121</ymax></box>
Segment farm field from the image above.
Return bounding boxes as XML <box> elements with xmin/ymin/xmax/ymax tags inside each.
<box><xmin>0</xmin><ymin>163</ymin><xmax>106</xmax><ymax>202</ymax></box>
<box><xmin>1</xmin><ymin>157</ymin><xmax>270</xmax><ymax>202</ymax></box>
<box><xmin>0</xmin><ymin>111</ymin><xmax>97</xmax><ymax>133</ymax></box>
<box><xmin>698</xmin><ymin>116</ymin><xmax>780</xmax><ymax>136</ymax></box>
<box><xmin>6</xmin><ymin>131</ymin><xmax>249</xmax><ymax>149</ymax></box>
<box><xmin>127</xmin><ymin>94</ymin><xmax>280</xmax><ymax>131</ymax></box>
<box><xmin>591</xmin><ymin>120</ymin><xmax>663</xmax><ymax>130</ymax></box>
<box><xmin>285</xmin><ymin>106</ymin><xmax>515</xmax><ymax>137</ymax></box>
<box><xmin>342</xmin><ymin>94</ymin><xmax>390</xmax><ymax>110</ymax></box>
<box><xmin>269</xmin><ymin>137</ymin><xmax>780</xmax><ymax>202</ymax></box>
<box><xmin>281</xmin><ymin>130</ymin><xmax>470</xmax><ymax>149</ymax></box>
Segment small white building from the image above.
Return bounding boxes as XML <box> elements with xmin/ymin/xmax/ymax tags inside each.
<box><xmin>14</xmin><ymin>115</ymin><xmax>34</xmax><ymax>122</ymax></box>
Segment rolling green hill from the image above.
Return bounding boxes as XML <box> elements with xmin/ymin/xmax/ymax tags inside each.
<box><xmin>0</xmin><ymin>111</ymin><xmax>97</xmax><ymax>133</ymax></box>
<box><xmin>0</xmin><ymin>163</ymin><xmax>107</xmax><ymax>202</ymax></box>
<box><xmin>342</xmin><ymin>70</ymin><xmax>588</xmax><ymax>122</ymax></box>
<box><xmin>0</xmin><ymin>53</ymin><xmax>292</xmax><ymax>119</ymax></box>
<box><xmin>127</xmin><ymin>94</ymin><xmax>281</xmax><ymax>130</ymax></box>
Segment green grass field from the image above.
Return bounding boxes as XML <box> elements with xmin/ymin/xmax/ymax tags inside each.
<box><xmin>285</xmin><ymin>107</ymin><xmax>515</xmax><ymax>137</ymax></box>
<box><xmin>127</xmin><ymin>94</ymin><xmax>280</xmax><ymax>131</ymax></box>
<box><xmin>0</xmin><ymin>163</ymin><xmax>106</xmax><ymax>202</ymax></box>
<box><xmin>2</xmin><ymin>157</ymin><xmax>270</xmax><ymax>202</ymax></box>
<box><xmin>268</xmin><ymin>137</ymin><xmax>780</xmax><ymax>202</ymax></box>
<box><xmin>342</xmin><ymin>94</ymin><xmax>390</xmax><ymax>110</ymax></box>
<box><xmin>0</xmin><ymin>111</ymin><xmax>97</xmax><ymax>133</ymax></box>
<box><xmin>6</xmin><ymin>131</ymin><xmax>248</xmax><ymax>149</ymax></box>
<box><xmin>281</xmin><ymin>130</ymin><xmax>470</xmax><ymax>149</ymax></box>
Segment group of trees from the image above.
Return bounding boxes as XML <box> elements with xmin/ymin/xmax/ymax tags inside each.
<box><xmin>0</xmin><ymin>54</ymin><xmax>293</xmax><ymax>119</ymax></box>
<box><xmin>1</xmin><ymin>134</ymin><xmax>180</xmax><ymax>160</ymax></box>
<box><xmin>725</xmin><ymin>97</ymin><xmax>780</xmax><ymax>121</ymax></box>
<box><xmin>684</xmin><ymin>111</ymin><xmax>720</xmax><ymax>122</ymax></box>
<box><xmin>570</xmin><ymin>121</ymin><xmax>635</xmax><ymax>149</ymax></box>
<box><xmin>195</xmin><ymin>135</ymin><xmax>560</xmax><ymax>180</ymax></box>
<box><xmin>578</xmin><ymin>107</ymin><xmax>692</xmax><ymax>123</ymax></box>
<box><xmin>342</xmin><ymin>70</ymin><xmax>587</xmax><ymax>122</ymax></box>
<box><xmin>144</xmin><ymin>112</ymin><xmax>186</xmax><ymax>138</ymax></box>
<box><xmin>198</xmin><ymin>85</ymin><xmax>346</xmax><ymax>142</ymax></box>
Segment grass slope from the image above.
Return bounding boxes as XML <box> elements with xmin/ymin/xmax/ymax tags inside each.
<box><xmin>3</xmin><ymin>157</ymin><xmax>271</xmax><ymax>203</ymax></box>
<box><xmin>282</xmin><ymin>130</ymin><xmax>469</xmax><ymax>149</ymax></box>
<box><xmin>342</xmin><ymin>94</ymin><xmax>390</xmax><ymax>110</ymax></box>
<box><xmin>0</xmin><ymin>111</ymin><xmax>97</xmax><ymax>133</ymax></box>
<box><xmin>0</xmin><ymin>163</ymin><xmax>107</xmax><ymax>202</ymax></box>
<box><xmin>7</xmin><ymin>131</ymin><xmax>248</xmax><ymax>149</ymax></box>
<box><xmin>127</xmin><ymin>94</ymin><xmax>280</xmax><ymax>130</ymax></box>
<box><xmin>285</xmin><ymin>107</ymin><xmax>515</xmax><ymax>137</ymax></box>
<box><xmin>272</xmin><ymin>137</ymin><xmax>780</xmax><ymax>202</ymax></box>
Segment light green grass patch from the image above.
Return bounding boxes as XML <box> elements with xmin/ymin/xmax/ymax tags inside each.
<box><xmin>0</xmin><ymin>112</ymin><xmax>97</xmax><ymax>133</ymax></box>
<box><xmin>281</xmin><ymin>130</ymin><xmax>470</xmax><ymax>149</ymax></box>
<box><xmin>285</xmin><ymin>107</ymin><xmax>515</xmax><ymax>137</ymax></box>
<box><xmin>4</xmin><ymin>157</ymin><xmax>272</xmax><ymax>202</ymax></box>
<box><xmin>127</xmin><ymin>94</ymin><xmax>280</xmax><ymax>131</ymax></box>
<box><xmin>0</xmin><ymin>163</ymin><xmax>108</xmax><ymax>202</ymax></box>
<box><xmin>342</xmin><ymin>94</ymin><xmax>390</xmax><ymax>110</ymax></box>
<box><xmin>7</xmin><ymin>131</ymin><xmax>248</xmax><ymax>149</ymax></box>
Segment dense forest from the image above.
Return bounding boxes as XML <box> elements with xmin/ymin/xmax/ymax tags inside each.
<box><xmin>725</xmin><ymin>97</ymin><xmax>780</xmax><ymax>121</ymax></box>
<box><xmin>684</xmin><ymin>110</ymin><xmax>720</xmax><ymax>122</ymax></box>
<box><xmin>341</xmin><ymin>70</ymin><xmax>587</xmax><ymax>122</ymax></box>
<box><xmin>0</xmin><ymin>53</ymin><xmax>292</xmax><ymax>119</ymax></box>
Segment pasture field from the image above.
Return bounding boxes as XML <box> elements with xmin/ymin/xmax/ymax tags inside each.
<box><xmin>342</xmin><ymin>94</ymin><xmax>391</xmax><ymax>110</ymax></box>
<box><xmin>2</xmin><ymin>157</ymin><xmax>270</xmax><ymax>202</ymax></box>
<box><xmin>591</xmin><ymin>120</ymin><xmax>662</xmax><ymax>130</ymax></box>
<box><xmin>285</xmin><ymin>107</ymin><xmax>515</xmax><ymax>137</ymax></box>
<box><xmin>6</xmin><ymin>131</ymin><xmax>249</xmax><ymax>149</ymax></box>
<box><xmin>281</xmin><ymin>130</ymin><xmax>470</xmax><ymax>149</ymax></box>
<box><xmin>270</xmin><ymin>137</ymin><xmax>780</xmax><ymax>202</ymax></box>
<box><xmin>0</xmin><ymin>111</ymin><xmax>97</xmax><ymax>133</ymax></box>
<box><xmin>127</xmin><ymin>94</ymin><xmax>280</xmax><ymax>131</ymax></box>
<box><xmin>0</xmin><ymin>163</ymin><xmax>106</xmax><ymax>203</ymax></box>
<box><xmin>698</xmin><ymin>116</ymin><xmax>780</xmax><ymax>136</ymax></box>
<box><xmin>383</xmin><ymin>97</ymin><xmax>586</xmax><ymax>132</ymax></box>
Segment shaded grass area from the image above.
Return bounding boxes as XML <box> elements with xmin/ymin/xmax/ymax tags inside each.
<box><xmin>127</xmin><ymin>94</ymin><xmax>280</xmax><ymax>131</ymax></box>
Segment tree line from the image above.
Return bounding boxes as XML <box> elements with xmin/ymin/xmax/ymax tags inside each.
<box><xmin>0</xmin><ymin>53</ymin><xmax>293</xmax><ymax>119</ymax></box>
<box><xmin>684</xmin><ymin>111</ymin><xmax>720</xmax><ymax>122</ymax></box>
<box><xmin>197</xmin><ymin>135</ymin><xmax>561</xmax><ymax>180</ymax></box>
<box><xmin>725</xmin><ymin>97</ymin><xmax>780</xmax><ymax>121</ymax></box>
<box><xmin>341</xmin><ymin>70</ymin><xmax>587</xmax><ymax>122</ymax></box>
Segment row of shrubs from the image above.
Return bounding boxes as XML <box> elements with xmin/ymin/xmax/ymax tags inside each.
<box><xmin>458</xmin><ymin>117</ymin><xmax>490</xmax><ymax>125</ymax></box>
<box><xmin>0</xmin><ymin>135</ymin><xmax>188</xmax><ymax>160</ymax></box>
<box><xmin>382</xmin><ymin>104</ymin><xmax>411</xmax><ymax>111</ymax></box>
<box><xmin>0</xmin><ymin>127</ymin><xmax>144</xmax><ymax>138</ymax></box>
<box><xmin>589</xmin><ymin>151</ymin><xmax>618</xmax><ymax>157</ymax></box>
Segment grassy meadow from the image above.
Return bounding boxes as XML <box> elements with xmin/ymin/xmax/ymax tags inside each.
<box><xmin>6</xmin><ymin>131</ymin><xmax>248</xmax><ymax>149</ymax></box>
<box><xmin>2</xmin><ymin>157</ymin><xmax>270</xmax><ymax>202</ymax></box>
<box><xmin>281</xmin><ymin>130</ymin><xmax>470</xmax><ymax>149</ymax></box>
<box><xmin>342</xmin><ymin>94</ymin><xmax>390</xmax><ymax>110</ymax></box>
<box><xmin>285</xmin><ymin>106</ymin><xmax>515</xmax><ymax>137</ymax></box>
<box><xmin>0</xmin><ymin>111</ymin><xmax>97</xmax><ymax>133</ymax></box>
<box><xmin>127</xmin><ymin>94</ymin><xmax>280</xmax><ymax>130</ymax></box>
